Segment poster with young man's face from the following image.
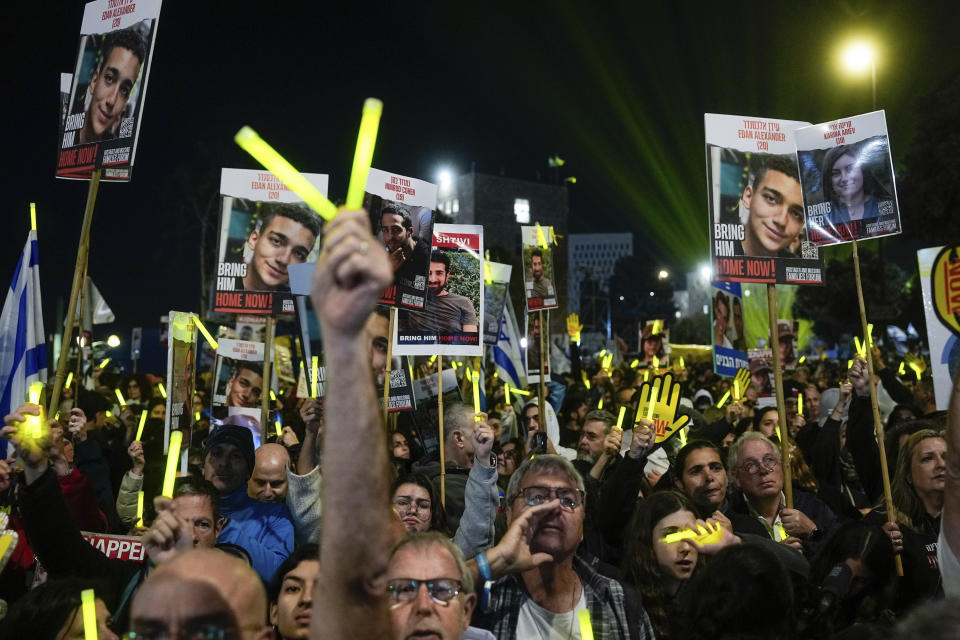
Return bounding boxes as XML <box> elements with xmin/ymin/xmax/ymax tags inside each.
<box><xmin>211</xmin><ymin>339</ymin><xmax>265</xmax><ymax>408</ymax></box>
<box><xmin>483</xmin><ymin>262</ymin><xmax>512</xmax><ymax>345</ymax></box>
<box><xmin>521</xmin><ymin>227</ymin><xmax>558</xmax><ymax>311</ymax></box>
<box><xmin>213</xmin><ymin>168</ymin><xmax>328</xmax><ymax>315</ymax></box>
<box><xmin>710</xmin><ymin>282</ymin><xmax>749</xmax><ymax>376</ymax></box>
<box><xmin>795</xmin><ymin>111</ymin><xmax>901</xmax><ymax>246</ymax></box>
<box><xmin>395</xmin><ymin>224</ymin><xmax>484</xmax><ymax>356</ymax></box>
<box><xmin>524</xmin><ymin>311</ymin><xmax>549</xmax><ymax>382</ymax></box>
<box><xmin>363</xmin><ymin>168</ymin><xmax>438</xmax><ymax>309</ymax></box>
<box><xmin>57</xmin><ymin>0</ymin><xmax>162</xmax><ymax>181</ymax></box>
<box><xmin>705</xmin><ymin>114</ymin><xmax>824</xmax><ymax>285</ymax></box>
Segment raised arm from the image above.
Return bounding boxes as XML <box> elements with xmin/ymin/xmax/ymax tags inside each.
<box><xmin>310</xmin><ymin>210</ymin><xmax>394</xmax><ymax>639</ymax></box>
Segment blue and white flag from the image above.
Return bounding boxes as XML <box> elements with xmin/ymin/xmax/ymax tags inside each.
<box><xmin>0</xmin><ymin>229</ymin><xmax>47</xmax><ymax>452</ymax></box>
<box><xmin>493</xmin><ymin>296</ymin><xmax>527</xmax><ymax>389</ymax></box>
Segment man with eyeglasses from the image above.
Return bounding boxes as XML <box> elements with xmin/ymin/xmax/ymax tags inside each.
<box><xmin>379</xmin><ymin>203</ymin><xmax>430</xmax><ymax>289</ymax></box>
<box><xmin>470</xmin><ymin>455</ymin><xmax>653</xmax><ymax>639</ymax></box>
<box><xmin>727</xmin><ymin>432</ymin><xmax>836</xmax><ymax>553</ymax></box>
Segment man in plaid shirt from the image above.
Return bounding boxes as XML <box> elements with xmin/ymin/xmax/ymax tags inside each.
<box><xmin>470</xmin><ymin>455</ymin><xmax>654</xmax><ymax>639</ymax></box>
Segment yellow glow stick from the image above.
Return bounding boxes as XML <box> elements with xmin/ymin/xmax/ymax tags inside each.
<box><xmin>136</xmin><ymin>491</ymin><xmax>144</xmax><ymax>527</ymax></box>
<box><xmin>797</xmin><ymin>393</ymin><xmax>803</xmax><ymax>416</ymax></box>
<box><xmin>345</xmin><ymin>98</ymin><xmax>384</xmax><ymax>209</ymax></box>
<box><xmin>234</xmin><ymin>127</ymin><xmax>338</xmax><ymax>220</ymax></box>
<box><xmin>597</xmin><ymin>397</ymin><xmax>603</xmax><ymax>410</ymax></box>
<box><xmin>798</xmin><ymin>355</ymin><xmax>806</xmax><ymax>364</ymax></box>
<box><xmin>194</xmin><ymin>410</ymin><xmax>201</xmax><ymax>423</ymax></box>
<box><xmin>105</xmin><ymin>410</ymin><xmax>112</xmax><ymax>418</ymax></box>
<box><xmin>629</xmin><ymin>358</ymin><xmax>639</xmax><ymax>369</ymax></box>
<box><xmin>511</xmin><ymin>387</ymin><xmax>530</xmax><ymax>396</ymax></box>
<box><xmin>847</xmin><ymin>359</ymin><xmax>853</xmax><ymax>369</ymax></box>
<box><xmin>679</xmin><ymin>356</ymin><xmax>685</xmax><ymax>369</ymax></box>
<box><xmin>311</xmin><ymin>356</ymin><xmax>319</xmax><ymax>398</ymax></box>
<box><xmin>646</xmin><ymin>380</ymin><xmax>660</xmax><ymax>421</ymax></box>
<box><xmin>776</xmin><ymin>523</ymin><xmax>788</xmax><ymax>541</ymax></box>
<box><xmin>484</xmin><ymin>262</ymin><xmax>492</xmax><ymax>284</ymax></box>
<box><xmin>578</xmin><ymin>609</ymin><xmax>595</xmax><ymax>640</ymax></box>
<box><xmin>98</xmin><ymin>357</ymin><xmax>110</xmax><ymax>369</ymax></box>
<box><xmin>81</xmin><ymin>588</ymin><xmax>98</xmax><ymax>640</ymax></box>
<box><xmin>775</xmin><ymin>425</ymin><xmax>782</xmax><ymax>441</ymax></box>
<box><xmin>898</xmin><ymin>361</ymin><xmax>906</xmax><ymax>375</ymax></box>
<box><xmin>65</xmin><ymin>371</ymin><xmax>74</xmax><ymax>388</ymax></box>
<box><xmin>679</xmin><ymin>426</ymin><xmax>687</xmax><ymax>447</ymax></box>
<box><xmin>30</xmin><ymin>202</ymin><xmax>36</xmax><ymax>231</ymax></box>
<box><xmin>854</xmin><ymin>336</ymin><xmax>864</xmax><ymax>358</ymax></box>
<box><xmin>275</xmin><ymin>420</ymin><xmax>283</xmax><ymax>437</ymax></box>
<box><xmin>867</xmin><ymin>323</ymin><xmax>874</xmax><ymax>347</ymax></box>
<box><xmin>599</xmin><ymin>349</ymin><xmax>607</xmax><ymax>358</ymax></box>
<box><xmin>652</xmin><ymin>355</ymin><xmax>659</xmax><ymax>370</ymax></box>
<box><xmin>270</xmin><ymin>389</ymin><xmax>277</xmax><ymax>402</ymax></box>
<box><xmin>733</xmin><ymin>379</ymin><xmax>740</xmax><ymax>401</ymax></box>
<box><xmin>25</xmin><ymin>382</ymin><xmax>45</xmax><ymax>441</ymax></box>
<box><xmin>161</xmin><ymin>430</ymin><xmax>183</xmax><ymax>498</ymax></box>
<box><xmin>493</xmin><ymin>371</ymin><xmax>498</xmax><ymax>378</ymax></box>
<box><xmin>428</xmin><ymin>355</ymin><xmax>437</xmax><ymax>365</ymax></box>
<box><xmin>504</xmin><ymin>383</ymin><xmax>512</xmax><ymax>405</ymax></box>
<box><xmin>193</xmin><ymin>316</ymin><xmax>218</xmax><ymax>351</ymax></box>
<box><xmin>409</xmin><ymin>363</ymin><xmax>415</xmax><ymax>381</ymax></box>
<box><xmin>135</xmin><ymin>411</ymin><xmax>147</xmax><ymax>441</ymax></box>
<box><xmin>114</xmin><ymin>388</ymin><xmax>126</xmax><ymax>407</ymax></box>
<box><xmin>158</xmin><ymin>382</ymin><xmax>167</xmax><ymax>399</ymax></box>
<box><xmin>615</xmin><ymin>406</ymin><xmax>626</xmax><ymax>431</ymax></box>
<box><xmin>716</xmin><ymin>390</ymin><xmax>730</xmax><ymax>408</ymax></box>
<box><xmin>642</xmin><ymin>369</ymin><xmax>649</xmax><ymax>382</ymax></box>
<box><xmin>581</xmin><ymin>370</ymin><xmax>590</xmax><ymax>390</ymax></box>
<box><xmin>472</xmin><ymin>369</ymin><xmax>482</xmax><ymax>418</ymax></box>
<box><xmin>451</xmin><ymin>360</ymin><xmax>459</xmax><ymax>371</ymax></box>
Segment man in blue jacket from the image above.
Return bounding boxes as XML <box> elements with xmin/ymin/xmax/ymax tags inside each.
<box><xmin>202</xmin><ymin>424</ymin><xmax>294</xmax><ymax>582</ymax></box>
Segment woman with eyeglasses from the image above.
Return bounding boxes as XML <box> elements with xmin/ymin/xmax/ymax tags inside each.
<box><xmin>865</xmin><ymin>428</ymin><xmax>947</xmax><ymax>613</ymax></box>
<box><xmin>620</xmin><ymin>491</ymin><xmax>740</xmax><ymax>640</ymax></box>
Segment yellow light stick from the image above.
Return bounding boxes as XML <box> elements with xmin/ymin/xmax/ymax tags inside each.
<box><xmin>652</xmin><ymin>355</ymin><xmax>659</xmax><ymax>370</ymax></box>
<box><xmin>472</xmin><ymin>369</ymin><xmax>482</xmax><ymax>419</ymax></box>
<box><xmin>409</xmin><ymin>362</ymin><xmax>415</xmax><ymax>381</ymax></box>
<box><xmin>578</xmin><ymin>610</ymin><xmax>595</xmax><ymax>640</ymax></box>
<box><xmin>345</xmin><ymin>98</ymin><xmax>384</xmax><ymax>209</ymax></box>
<box><xmin>98</xmin><ymin>357</ymin><xmax>110</xmax><ymax>369</ymax></box>
<box><xmin>158</xmin><ymin>383</ymin><xmax>167</xmax><ymax>399</ymax></box>
<box><xmin>275</xmin><ymin>420</ymin><xmax>283</xmax><ymax>437</ymax></box>
<box><xmin>798</xmin><ymin>393</ymin><xmax>803</xmax><ymax>416</ymax></box>
<box><xmin>867</xmin><ymin>323</ymin><xmax>874</xmax><ymax>347</ymax></box>
<box><xmin>854</xmin><ymin>336</ymin><xmax>865</xmax><ymax>358</ymax></box>
<box><xmin>311</xmin><ymin>356</ymin><xmax>319</xmax><ymax>398</ymax></box>
<box><xmin>847</xmin><ymin>359</ymin><xmax>853</xmax><ymax>369</ymax></box>
<box><xmin>135</xmin><ymin>410</ymin><xmax>147</xmax><ymax>441</ymax></box>
<box><xmin>504</xmin><ymin>383</ymin><xmax>511</xmax><ymax>405</ymax></box>
<box><xmin>136</xmin><ymin>491</ymin><xmax>144</xmax><ymax>528</ymax></box>
<box><xmin>551</xmin><ymin>226</ymin><xmax>558</xmax><ymax>246</ymax></box>
<box><xmin>105</xmin><ymin>410</ymin><xmax>113</xmax><ymax>418</ymax></box>
<box><xmin>65</xmin><ymin>371</ymin><xmax>74</xmax><ymax>389</ymax></box>
<box><xmin>599</xmin><ymin>349</ymin><xmax>607</xmax><ymax>358</ymax></box>
<box><xmin>484</xmin><ymin>262</ymin><xmax>493</xmax><ymax>284</ymax></box>
<box><xmin>798</xmin><ymin>355</ymin><xmax>806</xmax><ymax>364</ymax></box>
<box><xmin>493</xmin><ymin>371</ymin><xmax>498</xmax><ymax>378</ymax></box>
<box><xmin>603</xmin><ymin>353</ymin><xmax>613</xmax><ymax>370</ymax></box>
<box><xmin>24</xmin><ymin>382</ymin><xmax>45</xmax><ymax>441</ymax></box>
<box><xmin>193</xmin><ymin>316</ymin><xmax>218</xmax><ymax>351</ymax></box>
<box><xmin>898</xmin><ymin>361</ymin><xmax>906</xmax><ymax>375</ymax></box>
<box><xmin>81</xmin><ymin>588</ymin><xmax>98</xmax><ymax>640</ymax></box>
<box><xmin>679</xmin><ymin>426</ymin><xmax>687</xmax><ymax>447</ymax></box>
<box><xmin>114</xmin><ymin>388</ymin><xmax>126</xmax><ymax>407</ymax></box>
<box><xmin>776</xmin><ymin>523</ymin><xmax>788</xmax><ymax>541</ymax></box>
<box><xmin>597</xmin><ymin>397</ymin><xmax>604</xmax><ymax>410</ymax></box>
<box><xmin>581</xmin><ymin>371</ymin><xmax>590</xmax><ymax>390</ymax></box>
<box><xmin>716</xmin><ymin>391</ymin><xmax>730</xmax><ymax>408</ymax></box>
<box><xmin>234</xmin><ymin>127</ymin><xmax>338</xmax><ymax>220</ymax></box>
<box><xmin>776</xmin><ymin>425</ymin><xmax>782</xmax><ymax>441</ymax></box>
<box><xmin>646</xmin><ymin>380</ymin><xmax>660</xmax><ymax>421</ymax></box>
<box><xmin>451</xmin><ymin>360</ymin><xmax>459</xmax><ymax>371</ymax></box>
<box><xmin>615</xmin><ymin>406</ymin><xmax>626</xmax><ymax>431</ymax></box>
<box><xmin>511</xmin><ymin>387</ymin><xmax>530</xmax><ymax>396</ymax></box>
<box><xmin>270</xmin><ymin>389</ymin><xmax>277</xmax><ymax>402</ymax></box>
<box><xmin>161</xmin><ymin>430</ymin><xmax>183</xmax><ymax>498</ymax></box>
<box><xmin>194</xmin><ymin>410</ymin><xmax>201</xmax><ymax>423</ymax></box>
<box><xmin>629</xmin><ymin>358</ymin><xmax>639</xmax><ymax>369</ymax></box>
<box><xmin>30</xmin><ymin>202</ymin><xmax>37</xmax><ymax>231</ymax></box>
<box><xmin>642</xmin><ymin>369</ymin><xmax>650</xmax><ymax>382</ymax></box>
<box><xmin>428</xmin><ymin>355</ymin><xmax>437</xmax><ymax>365</ymax></box>
<box><xmin>679</xmin><ymin>356</ymin><xmax>685</xmax><ymax>369</ymax></box>
<box><xmin>733</xmin><ymin>379</ymin><xmax>740</xmax><ymax>402</ymax></box>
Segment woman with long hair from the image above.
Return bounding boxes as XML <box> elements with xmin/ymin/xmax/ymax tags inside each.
<box><xmin>821</xmin><ymin>141</ymin><xmax>895</xmax><ymax>224</ymax></box>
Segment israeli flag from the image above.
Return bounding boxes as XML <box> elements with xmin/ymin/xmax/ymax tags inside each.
<box><xmin>0</xmin><ymin>229</ymin><xmax>47</xmax><ymax>454</ymax></box>
<box><xmin>493</xmin><ymin>296</ymin><xmax>527</xmax><ymax>390</ymax></box>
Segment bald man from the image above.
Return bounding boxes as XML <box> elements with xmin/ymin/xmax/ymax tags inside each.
<box><xmin>130</xmin><ymin>548</ymin><xmax>272</xmax><ymax>640</ymax></box>
<box><xmin>248</xmin><ymin>443</ymin><xmax>290</xmax><ymax>503</ymax></box>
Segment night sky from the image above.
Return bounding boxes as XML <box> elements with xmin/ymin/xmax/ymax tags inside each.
<box><xmin>4</xmin><ymin>1</ymin><xmax>959</xmax><ymax>344</ymax></box>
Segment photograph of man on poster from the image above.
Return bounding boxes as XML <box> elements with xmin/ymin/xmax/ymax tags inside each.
<box><xmin>736</xmin><ymin>154</ymin><xmax>806</xmax><ymax>258</ymax></box>
<box><xmin>238</xmin><ymin>204</ymin><xmax>320</xmax><ymax>291</ymax></box>
<box><xmin>221</xmin><ymin>361</ymin><xmax>263</xmax><ymax>408</ymax></box>
<box><xmin>72</xmin><ymin>28</ymin><xmax>147</xmax><ymax>145</ymax></box>
<box><xmin>401</xmin><ymin>250</ymin><xmax>478</xmax><ymax>335</ymax></box>
<box><xmin>378</xmin><ymin>202</ymin><xmax>431</xmax><ymax>287</ymax></box>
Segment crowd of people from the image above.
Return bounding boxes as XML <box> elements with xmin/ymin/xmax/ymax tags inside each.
<box><xmin>0</xmin><ymin>208</ymin><xmax>958</xmax><ymax>639</ymax></box>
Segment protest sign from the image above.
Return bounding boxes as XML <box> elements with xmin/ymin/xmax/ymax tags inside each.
<box><xmin>525</xmin><ymin>311</ymin><xmax>549</xmax><ymax>382</ymax></box>
<box><xmin>377</xmin><ymin>355</ymin><xmax>416</xmax><ymax>412</ymax></box>
<box><xmin>395</xmin><ymin>224</ymin><xmax>484</xmax><ymax>356</ymax></box>
<box><xmin>711</xmin><ymin>281</ymin><xmax>749</xmax><ymax>376</ymax></box>
<box><xmin>407</xmin><ymin>368</ymin><xmax>460</xmax><ymax>457</ymax></box>
<box><xmin>704</xmin><ymin>113</ymin><xmax>823</xmax><ymax>285</ymax></box>
<box><xmin>165</xmin><ymin>311</ymin><xmax>196</xmax><ymax>452</ymax></box>
<box><xmin>363</xmin><ymin>168</ymin><xmax>437</xmax><ymax>309</ymax></box>
<box><xmin>211</xmin><ymin>339</ymin><xmax>264</xmax><ymax>407</ymax></box>
<box><xmin>213</xmin><ymin>168</ymin><xmax>327</xmax><ymax>315</ymax></box>
<box><xmin>59</xmin><ymin>73</ymin><xmax>72</xmax><ymax>129</ymax></box>
<box><xmin>795</xmin><ymin>111</ymin><xmax>901</xmax><ymax>245</ymax></box>
<box><xmin>521</xmin><ymin>226</ymin><xmax>559</xmax><ymax>310</ymax></box>
<box><xmin>483</xmin><ymin>262</ymin><xmax>512</xmax><ymax>345</ymax></box>
<box><xmin>235</xmin><ymin>315</ymin><xmax>267</xmax><ymax>342</ymax></box>
<box><xmin>918</xmin><ymin>245</ymin><xmax>960</xmax><ymax>411</ymax></box>
<box><xmin>57</xmin><ymin>0</ymin><xmax>162</xmax><ymax>181</ymax></box>
<box><xmin>747</xmin><ymin>348</ymin><xmax>777</xmax><ymax>408</ymax></box>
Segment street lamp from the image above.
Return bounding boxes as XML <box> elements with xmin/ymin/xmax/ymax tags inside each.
<box><xmin>840</xmin><ymin>39</ymin><xmax>877</xmax><ymax>109</ymax></box>
<box><xmin>657</xmin><ymin>269</ymin><xmax>669</xmax><ymax>280</ymax></box>
<box><xmin>106</xmin><ymin>334</ymin><xmax>121</xmax><ymax>348</ymax></box>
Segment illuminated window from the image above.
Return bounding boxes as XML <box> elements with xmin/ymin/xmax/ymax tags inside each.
<box><xmin>453</xmin><ymin>199</ymin><xmax>459</xmax><ymax>214</ymax></box>
<box><xmin>514</xmin><ymin>198</ymin><xmax>530</xmax><ymax>223</ymax></box>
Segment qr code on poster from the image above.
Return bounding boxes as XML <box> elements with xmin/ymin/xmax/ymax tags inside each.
<box><xmin>879</xmin><ymin>200</ymin><xmax>894</xmax><ymax>215</ymax></box>
<box><xmin>119</xmin><ymin>117</ymin><xmax>134</xmax><ymax>138</ymax></box>
<box><xmin>801</xmin><ymin>241</ymin><xmax>818</xmax><ymax>260</ymax></box>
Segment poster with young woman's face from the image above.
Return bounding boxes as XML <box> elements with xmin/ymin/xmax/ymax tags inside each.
<box><xmin>795</xmin><ymin>110</ymin><xmax>901</xmax><ymax>246</ymax></box>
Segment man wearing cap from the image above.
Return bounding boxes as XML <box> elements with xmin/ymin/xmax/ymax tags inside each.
<box><xmin>777</xmin><ymin>320</ymin><xmax>797</xmax><ymax>369</ymax></box>
<box><xmin>203</xmin><ymin>425</ymin><xmax>294</xmax><ymax>582</ymax></box>
<box><xmin>749</xmin><ymin>357</ymin><xmax>772</xmax><ymax>395</ymax></box>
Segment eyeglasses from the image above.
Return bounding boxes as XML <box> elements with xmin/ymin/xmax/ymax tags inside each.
<box><xmin>517</xmin><ymin>486</ymin><xmax>584</xmax><ymax>510</ymax></box>
<box><xmin>386</xmin><ymin>578</ymin><xmax>463</xmax><ymax>606</ymax></box>
<box><xmin>393</xmin><ymin>497</ymin><xmax>431</xmax><ymax>513</ymax></box>
<box><xmin>380</xmin><ymin>225</ymin><xmax>405</xmax><ymax>236</ymax></box>
<box><xmin>740</xmin><ymin>455</ymin><xmax>780</xmax><ymax>476</ymax></box>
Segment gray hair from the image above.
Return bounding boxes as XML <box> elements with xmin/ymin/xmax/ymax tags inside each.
<box><xmin>582</xmin><ymin>409</ymin><xmax>616</xmax><ymax>435</ymax></box>
<box><xmin>727</xmin><ymin>431</ymin><xmax>780</xmax><ymax>478</ymax></box>
<box><xmin>505</xmin><ymin>454</ymin><xmax>586</xmax><ymax>507</ymax></box>
<box><xmin>390</xmin><ymin>531</ymin><xmax>474</xmax><ymax>595</ymax></box>
<box><xmin>445</xmin><ymin>403</ymin><xmax>477</xmax><ymax>444</ymax></box>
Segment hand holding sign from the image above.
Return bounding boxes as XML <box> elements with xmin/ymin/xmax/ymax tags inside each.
<box><xmin>636</xmin><ymin>374</ymin><xmax>689</xmax><ymax>444</ymax></box>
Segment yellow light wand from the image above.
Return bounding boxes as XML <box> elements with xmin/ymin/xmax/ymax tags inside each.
<box><xmin>161</xmin><ymin>431</ymin><xmax>183</xmax><ymax>498</ymax></box>
<box><xmin>345</xmin><ymin>98</ymin><xmax>384</xmax><ymax>209</ymax></box>
<box><xmin>81</xmin><ymin>588</ymin><xmax>98</xmax><ymax>640</ymax></box>
<box><xmin>135</xmin><ymin>410</ymin><xmax>147</xmax><ymax>441</ymax></box>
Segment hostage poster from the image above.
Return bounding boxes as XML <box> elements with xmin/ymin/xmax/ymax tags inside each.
<box><xmin>795</xmin><ymin>111</ymin><xmax>901</xmax><ymax>245</ymax></box>
<box><xmin>377</xmin><ymin>356</ymin><xmax>417</xmax><ymax>413</ymax></box>
<box><xmin>483</xmin><ymin>262</ymin><xmax>512</xmax><ymax>345</ymax></box>
<box><xmin>704</xmin><ymin>113</ymin><xmax>823</xmax><ymax>285</ymax></box>
<box><xmin>213</xmin><ymin>168</ymin><xmax>327</xmax><ymax>315</ymax></box>
<box><xmin>165</xmin><ymin>311</ymin><xmax>196</xmax><ymax>452</ymax></box>
<box><xmin>364</xmin><ymin>168</ymin><xmax>437</xmax><ymax>309</ymax></box>
<box><xmin>395</xmin><ymin>224</ymin><xmax>484</xmax><ymax>356</ymax></box>
<box><xmin>211</xmin><ymin>338</ymin><xmax>264</xmax><ymax>408</ymax></box>
<box><xmin>710</xmin><ymin>282</ymin><xmax>748</xmax><ymax>376</ymax></box>
<box><xmin>57</xmin><ymin>0</ymin><xmax>162</xmax><ymax>181</ymax></box>
<box><xmin>521</xmin><ymin>226</ymin><xmax>559</xmax><ymax>311</ymax></box>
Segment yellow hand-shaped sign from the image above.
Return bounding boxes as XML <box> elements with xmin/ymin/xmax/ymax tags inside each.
<box><xmin>661</xmin><ymin>521</ymin><xmax>724</xmax><ymax>545</ymax></box>
<box><xmin>732</xmin><ymin>368</ymin><xmax>750</xmax><ymax>402</ymax></box>
<box><xmin>636</xmin><ymin>373</ymin><xmax>689</xmax><ymax>443</ymax></box>
<box><xmin>566</xmin><ymin>313</ymin><xmax>583</xmax><ymax>343</ymax></box>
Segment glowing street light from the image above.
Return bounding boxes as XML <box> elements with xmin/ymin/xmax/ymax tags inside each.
<box><xmin>699</xmin><ymin>264</ymin><xmax>712</xmax><ymax>281</ymax></box>
<box><xmin>437</xmin><ymin>168</ymin><xmax>453</xmax><ymax>193</ymax></box>
<box><xmin>839</xmin><ymin>39</ymin><xmax>878</xmax><ymax>109</ymax></box>
<box><xmin>106</xmin><ymin>334</ymin><xmax>121</xmax><ymax>348</ymax></box>
<box><xmin>658</xmin><ymin>269</ymin><xmax>669</xmax><ymax>280</ymax></box>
